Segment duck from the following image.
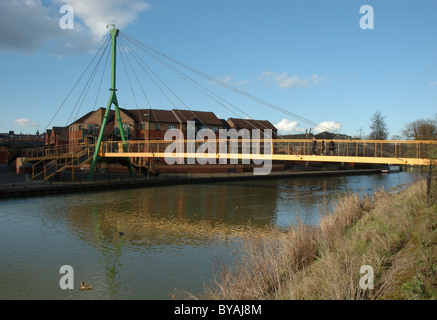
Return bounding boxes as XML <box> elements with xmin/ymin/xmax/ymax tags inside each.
<box><xmin>234</xmin><ymin>205</ymin><xmax>240</xmax><ymax>210</ymax></box>
<box><xmin>80</xmin><ymin>281</ymin><xmax>93</xmax><ymax>290</ymax></box>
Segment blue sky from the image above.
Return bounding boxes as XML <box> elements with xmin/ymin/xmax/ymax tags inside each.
<box><xmin>0</xmin><ymin>0</ymin><xmax>436</xmax><ymax>138</ymax></box>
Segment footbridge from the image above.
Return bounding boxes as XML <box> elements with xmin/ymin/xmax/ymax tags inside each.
<box><xmin>24</xmin><ymin>138</ymin><xmax>436</xmax><ymax>180</ymax></box>
<box><xmin>99</xmin><ymin>138</ymin><xmax>435</xmax><ymax>166</ymax></box>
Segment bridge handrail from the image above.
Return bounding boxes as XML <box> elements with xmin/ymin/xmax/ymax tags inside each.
<box><xmin>99</xmin><ymin>139</ymin><xmax>437</xmax><ymax>163</ymax></box>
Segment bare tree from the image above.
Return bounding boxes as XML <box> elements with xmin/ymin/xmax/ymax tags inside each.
<box><xmin>368</xmin><ymin>111</ymin><xmax>389</xmax><ymax>140</ymax></box>
<box><xmin>402</xmin><ymin>115</ymin><xmax>437</xmax><ymax>140</ymax></box>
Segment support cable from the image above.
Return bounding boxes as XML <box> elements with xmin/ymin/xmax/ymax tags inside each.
<box><xmin>93</xmin><ymin>42</ymin><xmax>111</xmax><ymax>111</ymax></box>
<box><xmin>45</xmin><ymin>35</ymin><xmax>111</xmax><ymax>131</ymax></box>
<box><xmin>119</xmin><ymin>32</ymin><xmax>397</xmax><ymax>158</ymax></box>
<box><xmin>118</xmin><ymin>36</ymin><xmax>210</xmax><ymax>132</ymax></box>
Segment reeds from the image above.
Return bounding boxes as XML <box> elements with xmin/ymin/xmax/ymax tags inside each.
<box><xmin>198</xmin><ymin>179</ymin><xmax>434</xmax><ymax>300</ymax></box>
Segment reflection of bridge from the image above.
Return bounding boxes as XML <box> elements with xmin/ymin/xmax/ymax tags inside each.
<box><xmin>24</xmin><ymin>139</ymin><xmax>436</xmax><ymax>180</ymax></box>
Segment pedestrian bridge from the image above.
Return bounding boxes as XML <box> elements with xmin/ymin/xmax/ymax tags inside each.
<box><xmin>24</xmin><ymin>139</ymin><xmax>436</xmax><ymax>180</ymax></box>
<box><xmin>26</xmin><ymin>139</ymin><xmax>437</xmax><ymax>166</ymax></box>
<box><xmin>98</xmin><ymin>138</ymin><xmax>435</xmax><ymax>166</ymax></box>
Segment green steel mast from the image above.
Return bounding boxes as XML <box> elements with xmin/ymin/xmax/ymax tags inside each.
<box><xmin>88</xmin><ymin>26</ymin><xmax>133</xmax><ymax>179</ymax></box>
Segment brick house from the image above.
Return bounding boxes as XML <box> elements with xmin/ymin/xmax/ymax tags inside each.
<box><xmin>172</xmin><ymin>109</ymin><xmax>225</xmax><ymax>137</ymax></box>
<box><xmin>44</xmin><ymin>129</ymin><xmax>52</xmax><ymax>146</ymax></box>
<box><xmin>68</xmin><ymin>107</ymin><xmax>136</xmax><ymax>151</ymax></box>
<box><xmin>125</xmin><ymin>108</ymin><xmax>226</xmax><ymax>140</ymax></box>
<box><xmin>123</xmin><ymin>108</ymin><xmax>181</xmax><ymax>140</ymax></box>
<box><xmin>49</xmin><ymin>127</ymin><xmax>69</xmax><ymax>146</ymax></box>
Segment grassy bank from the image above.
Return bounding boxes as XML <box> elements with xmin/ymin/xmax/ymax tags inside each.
<box><xmin>199</xmin><ymin>178</ymin><xmax>437</xmax><ymax>300</ymax></box>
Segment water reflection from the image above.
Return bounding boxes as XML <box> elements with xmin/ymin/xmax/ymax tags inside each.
<box><xmin>47</xmin><ymin>183</ymin><xmax>280</xmax><ymax>298</ymax></box>
<box><xmin>0</xmin><ymin>170</ymin><xmax>422</xmax><ymax>299</ymax></box>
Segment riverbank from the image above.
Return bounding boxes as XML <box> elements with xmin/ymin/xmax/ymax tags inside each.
<box><xmin>0</xmin><ymin>164</ymin><xmax>381</xmax><ymax>199</ymax></box>
<box><xmin>198</xmin><ymin>178</ymin><xmax>437</xmax><ymax>300</ymax></box>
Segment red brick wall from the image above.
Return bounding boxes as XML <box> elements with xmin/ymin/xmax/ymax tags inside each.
<box><xmin>0</xmin><ymin>150</ymin><xmax>8</xmax><ymax>164</ymax></box>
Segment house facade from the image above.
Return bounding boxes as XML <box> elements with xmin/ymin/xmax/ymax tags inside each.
<box><xmin>172</xmin><ymin>109</ymin><xmax>225</xmax><ymax>137</ymax></box>
<box><xmin>124</xmin><ymin>108</ymin><xmax>181</xmax><ymax>140</ymax></box>
<box><xmin>67</xmin><ymin>107</ymin><xmax>136</xmax><ymax>151</ymax></box>
<box><xmin>49</xmin><ymin>127</ymin><xmax>69</xmax><ymax>146</ymax></box>
<box><xmin>42</xmin><ymin>107</ymin><xmax>278</xmax><ymax>155</ymax></box>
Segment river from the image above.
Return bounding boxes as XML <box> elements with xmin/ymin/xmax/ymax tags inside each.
<box><xmin>0</xmin><ymin>169</ymin><xmax>422</xmax><ymax>299</ymax></box>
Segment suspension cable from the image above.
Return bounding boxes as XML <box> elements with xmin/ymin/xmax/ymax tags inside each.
<box><xmin>119</xmin><ymin>32</ymin><xmax>398</xmax><ymax>157</ymax></box>
<box><xmin>65</xmin><ymin>37</ymin><xmax>111</xmax><ymax>126</ymax></box>
<box><xmin>45</xmin><ymin>35</ymin><xmax>111</xmax><ymax>131</ymax></box>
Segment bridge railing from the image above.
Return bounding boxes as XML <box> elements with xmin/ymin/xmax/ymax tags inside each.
<box><xmin>25</xmin><ymin>143</ymin><xmax>91</xmax><ymax>159</ymax></box>
<box><xmin>100</xmin><ymin>139</ymin><xmax>274</xmax><ymax>156</ymax></box>
<box><xmin>273</xmin><ymin>139</ymin><xmax>437</xmax><ymax>159</ymax></box>
<box><xmin>99</xmin><ymin>139</ymin><xmax>437</xmax><ymax>161</ymax></box>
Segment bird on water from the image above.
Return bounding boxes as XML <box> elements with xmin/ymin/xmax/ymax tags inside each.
<box><xmin>80</xmin><ymin>281</ymin><xmax>93</xmax><ymax>290</ymax></box>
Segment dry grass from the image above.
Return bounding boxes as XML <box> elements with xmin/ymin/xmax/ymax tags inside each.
<box><xmin>195</xmin><ymin>178</ymin><xmax>436</xmax><ymax>300</ymax></box>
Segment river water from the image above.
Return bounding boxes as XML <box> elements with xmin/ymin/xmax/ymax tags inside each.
<box><xmin>0</xmin><ymin>169</ymin><xmax>422</xmax><ymax>299</ymax></box>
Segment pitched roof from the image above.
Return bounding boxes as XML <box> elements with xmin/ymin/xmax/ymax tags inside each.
<box><xmin>122</xmin><ymin>108</ymin><xmax>180</xmax><ymax>123</ymax></box>
<box><xmin>279</xmin><ymin>131</ymin><xmax>351</xmax><ymax>140</ymax></box>
<box><xmin>219</xmin><ymin>119</ymin><xmax>231</xmax><ymax>129</ymax></box>
<box><xmin>315</xmin><ymin>131</ymin><xmax>351</xmax><ymax>140</ymax></box>
<box><xmin>68</xmin><ymin>109</ymin><xmax>99</xmax><ymax>126</ymax></box>
<box><xmin>52</xmin><ymin>126</ymin><xmax>67</xmax><ymax>135</ymax></box>
<box><xmin>119</xmin><ymin>108</ymin><xmax>146</xmax><ymax>123</ymax></box>
<box><xmin>227</xmin><ymin>118</ymin><xmax>277</xmax><ymax>131</ymax></box>
<box><xmin>172</xmin><ymin>109</ymin><xmax>223</xmax><ymax>126</ymax></box>
<box><xmin>280</xmin><ymin>133</ymin><xmax>313</xmax><ymax>139</ymax></box>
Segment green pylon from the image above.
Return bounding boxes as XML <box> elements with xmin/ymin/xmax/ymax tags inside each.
<box><xmin>88</xmin><ymin>26</ymin><xmax>133</xmax><ymax>179</ymax></box>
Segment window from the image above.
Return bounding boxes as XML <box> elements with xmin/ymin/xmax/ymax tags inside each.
<box><xmin>212</xmin><ymin>126</ymin><xmax>218</xmax><ymax>133</ymax></box>
<box><xmin>140</xmin><ymin>123</ymin><xmax>146</xmax><ymax>130</ymax></box>
<box><xmin>155</xmin><ymin>123</ymin><xmax>161</xmax><ymax>130</ymax></box>
<box><xmin>168</xmin><ymin>124</ymin><xmax>176</xmax><ymax>130</ymax></box>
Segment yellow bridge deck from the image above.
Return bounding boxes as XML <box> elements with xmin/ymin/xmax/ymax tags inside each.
<box><xmin>99</xmin><ymin>139</ymin><xmax>435</xmax><ymax>166</ymax></box>
<box><xmin>26</xmin><ymin>139</ymin><xmax>437</xmax><ymax>167</ymax></box>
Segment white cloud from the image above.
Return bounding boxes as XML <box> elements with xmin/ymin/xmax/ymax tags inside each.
<box><xmin>258</xmin><ymin>71</ymin><xmax>324</xmax><ymax>90</ymax></box>
<box><xmin>313</xmin><ymin>121</ymin><xmax>341</xmax><ymax>134</ymax></box>
<box><xmin>54</xmin><ymin>0</ymin><xmax>150</xmax><ymax>41</ymax></box>
<box><xmin>233</xmin><ymin>78</ymin><xmax>250</xmax><ymax>87</ymax></box>
<box><xmin>14</xmin><ymin>118</ymin><xmax>40</xmax><ymax>128</ymax></box>
<box><xmin>211</xmin><ymin>75</ymin><xmax>250</xmax><ymax>87</ymax></box>
<box><xmin>430</xmin><ymin>81</ymin><xmax>437</xmax><ymax>87</ymax></box>
<box><xmin>274</xmin><ymin>118</ymin><xmax>306</xmax><ymax>134</ymax></box>
<box><xmin>0</xmin><ymin>0</ymin><xmax>63</xmax><ymax>54</ymax></box>
<box><xmin>0</xmin><ymin>0</ymin><xmax>150</xmax><ymax>55</ymax></box>
<box><xmin>216</xmin><ymin>75</ymin><xmax>233</xmax><ymax>84</ymax></box>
